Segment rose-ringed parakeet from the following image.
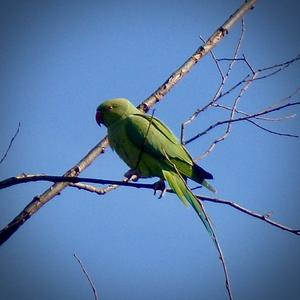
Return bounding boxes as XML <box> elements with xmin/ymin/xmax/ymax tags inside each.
<box><xmin>96</xmin><ymin>98</ymin><xmax>217</xmax><ymax>244</ymax></box>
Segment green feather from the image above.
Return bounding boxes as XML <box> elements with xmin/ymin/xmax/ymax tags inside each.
<box><xmin>162</xmin><ymin>168</ymin><xmax>215</xmax><ymax>239</ymax></box>
<box><xmin>161</xmin><ymin>151</ymin><xmax>216</xmax><ymax>239</ymax></box>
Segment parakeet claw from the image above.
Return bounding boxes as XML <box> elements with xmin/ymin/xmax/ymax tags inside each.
<box><xmin>124</xmin><ymin>169</ymin><xmax>140</xmax><ymax>182</ymax></box>
<box><xmin>153</xmin><ymin>179</ymin><xmax>167</xmax><ymax>199</ymax></box>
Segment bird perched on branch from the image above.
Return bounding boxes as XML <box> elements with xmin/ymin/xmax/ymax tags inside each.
<box><xmin>96</xmin><ymin>98</ymin><xmax>217</xmax><ymax>243</ymax></box>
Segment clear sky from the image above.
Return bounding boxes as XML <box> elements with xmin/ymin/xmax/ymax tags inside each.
<box><xmin>1</xmin><ymin>1</ymin><xmax>300</xmax><ymax>300</ymax></box>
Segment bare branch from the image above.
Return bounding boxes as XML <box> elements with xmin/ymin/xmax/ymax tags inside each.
<box><xmin>245</xmin><ymin>119</ymin><xmax>299</xmax><ymax>138</ymax></box>
<box><xmin>181</xmin><ymin>52</ymin><xmax>300</xmax><ymax>147</ymax></box>
<box><xmin>69</xmin><ymin>182</ymin><xmax>117</xmax><ymax>195</ymax></box>
<box><xmin>257</xmin><ymin>53</ymin><xmax>300</xmax><ymax>73</ymax></box>
<box><xmin>199</xmin><ymin>195</ymin><xmax>300</xmax><ymax>236</ymax></box>
<box><xmin>193</xmin><ymin>72</ymin><xmax>259</xmax><ymax>160</ymax></box>
<box><xmin>0</xmin><ymin>173</ymin><xmax>155</xmax><ymax>191</ymax></box>
<box><xmin>0</xmin><ymin>122</ymin><xmax>21</xmax><ymax>165</ymax></box>
<box><xmin>185</xmin><ymin>100</ymin><xmax>300</xmax><ymax>147</ymax></box>
<box><xmin>217</xmin><ymin>53</ymin><xmax>300</xmax><ymax>75</ymax></box>
<box><xmin>201</xmin><ymin>204</ymin><xmax>233</xmax><ymax>300</ymax></box>
<box><xmin>181</xmin><ymin>19</ymin><xmax>246</xmax><ymax>142</ymax></box>
<box><xmin>74</xmin><ymin>253</ymin><xmax>99</xmax><ymax>300</ymax></box>
<box><xmin>212</xmin><ymin>102</ymin><xmax>297</xmax><ymax>122</ymax></box>
<box><xmin>217</xmin><ymin>55</ymin><xmax>300</xmax><ymax>98</ymax></box>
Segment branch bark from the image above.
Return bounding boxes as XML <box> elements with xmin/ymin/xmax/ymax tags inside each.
<box><xmin>0</xmin><ymin>174</ymin><xmax>155</xmax><ymax>191</ymax></box>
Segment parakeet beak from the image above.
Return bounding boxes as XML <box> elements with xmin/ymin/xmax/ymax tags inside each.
<box><xmin>95</xmin><ymin>110</ymin><xmax>103</xmax><ymax>126</ymax></box>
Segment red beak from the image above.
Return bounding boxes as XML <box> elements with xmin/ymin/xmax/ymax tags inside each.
<box><xmin>95</xmin><ymin>110</ymin><xmax>103</xmax><ymax>126</ymax></box>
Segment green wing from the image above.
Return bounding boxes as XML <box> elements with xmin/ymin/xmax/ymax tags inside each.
<box><xmin>126</xmin><ymin>113</ymin><xmax>194</xmax><ymax>171</ymax></box>
<box><xmin>125</xmin><ymin>113</ymin><xmax>214</xmax><ymax>191</ymax></box>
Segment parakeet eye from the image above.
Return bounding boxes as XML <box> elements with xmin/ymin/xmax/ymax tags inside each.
<box><xmin>108</xmin><ymin>105</ymin><xmax>113</xmax><ymax>111</ymax></box>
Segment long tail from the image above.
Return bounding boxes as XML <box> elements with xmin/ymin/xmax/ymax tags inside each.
<box><xmin>162</xmin><ymin>168</ymin><xmax>233</xmax><ymax>298</ymax></box>
<box><xmin>162</xmin><ymin>168</ymin><xmax>217</xmax><ymax>246</ymax></box>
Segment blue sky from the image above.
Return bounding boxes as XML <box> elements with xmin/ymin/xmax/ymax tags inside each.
<box><xmin>1</xmin><ymin>1</ymin><xmax>300</xmax><ymax>299</ymax></box>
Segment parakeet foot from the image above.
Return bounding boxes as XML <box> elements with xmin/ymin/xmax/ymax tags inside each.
<box><xmin>124</xmin><ymin>169</ymin><xmax>141</xmax><ymax>182</ymax></box>
<box><xmin>153</xmin><ymin>179</ymin><xmax>167</xmax><ymax>199</ymax></box>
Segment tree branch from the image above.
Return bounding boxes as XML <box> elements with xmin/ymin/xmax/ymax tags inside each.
<box><xmin>181</xmin><ymin>19</ymin><xmax>246</xmax><ymax>143</ymax></box>
<box><xmin>181</xmin><ymin>52</ymin><xmax>300</xmax><ymax>155</ymax></box>
<box><xmin>216</xmin><ymin>55</ymin><xmax>300</xmax><ymax>99</ymax></box>
<box><xmin>199</xmin><ymin>195</ymin><xmax>300</xmax><ymax>236</ymax></box>
<box><xmin>212</xmin><ymin>102</ymin><xmax>297</xmax><ymax>122</ymax></box>
<box><xmin>69</xmin><ymin>182</ymin><xmax>119</xmax><ymax>195</ymax></box>
<box><xmin>74</xmin><ymin>253</ymin><xmax>99</xmax><ymax>300</ymax></box>
<box><xmin>245</xmin><ymin>119</ymin><xmax>299</xmax><ymax>138</ymax></box>
<box><xmin>185</xmin><ymin>100</ymin><xmax>300</xmax><ymax>146</ymax></box>
<box><xmin>0</xmin><ymin>122</ymin><xmax>21</xmax><ymax>165</ymax></box>
<box><xmin>194</xmin><ymin>72</ymin><xmax>259</xmax><ymax>160</ymax></box>
<box><xmin>0</xmin><ymin>173</ymin><xmax>156</xmax><ymax>191</ymax></box>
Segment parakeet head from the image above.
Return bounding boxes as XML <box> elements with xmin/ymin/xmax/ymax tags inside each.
<box><xmin>96</xmin><ymin>98</ymin><xmax>138</xmax><ymax>127</ymax></box>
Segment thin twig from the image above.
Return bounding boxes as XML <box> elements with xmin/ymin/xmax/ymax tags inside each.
<box><xmin>69</xmin><ymin>182</ymin><xmax>117</xmax><ymax>195</ymax></box>
<box><xmin>199</xmin><ymin>195</ymin><xmax>300</xmax><ymax>235</ymax></box>
<box><xmin>194</xmin><ymin>72</ymin><xmax>259</xmax><ymax>160</ymax></box>
<box><xmin>258</xmin><ymin>53</ymin><xmax>300</xmax><ymax>72</ymax></box>
<box><xmin>185</xmin><ymin>101</ymin><xmax>300</xmax><ymax>146</ymax></box>
<box><xmin>199</xmin><ymin>202</ymin><xmax>233</xmax><ymax>299</ymax></box>
<box><xmin>217</xmin><ymin>53</ymin><xmax>300</xmax><ymax>73</ymax></box>
<box><xmin>0</xmin><ymin>122</ymin><xmax>21</xmax><ymax>165</ymax></box>
<box><xmin>181</xmin><ymin>19</ymin><xmax>246</xmax><ymax>142</ymax></box>
<box><xmin>218</xmin><ymin>55</ymin><xmax>300</xmax><ymax>99</ymax></box>
<box><xmin>246</xmin><ymin>119</ymin><xmax>298</xmax><ymax>138</ymax></box>
<box><xmin>207</xmin><ymin>54</ymin><xmax>300</xmax><ymax>108</ymax></box>
<box><xmin>74</xmin><ymin>253</ymin><xmax>99</xmax><ymax>300</ymax></box>
<box><xmin>212</xmin><ymin>102</ymin><xmax>297</xmax><ymax>121</ymax></box>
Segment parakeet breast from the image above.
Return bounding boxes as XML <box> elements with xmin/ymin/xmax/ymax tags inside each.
<box><xmin>107</xmin><ymin>118</ymin><xmax>164</xmax><ymax>178</ymax></box>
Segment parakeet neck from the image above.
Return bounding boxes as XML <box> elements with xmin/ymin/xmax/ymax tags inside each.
<box><xmin>105</xmin><ymin>109</ymin><xmax>131</xmax><ymax>127</ymax></box>
<box><xmin>104</xmin><ymin>101</ymin><xmax>140</xmax><ymax>127</ymax></box>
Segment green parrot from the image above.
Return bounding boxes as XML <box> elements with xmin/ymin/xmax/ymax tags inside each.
<box><xmin>96</xmin><ymin>98</ymin><xmax>217</xmax><ymax>244</ymax></box>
